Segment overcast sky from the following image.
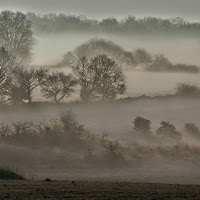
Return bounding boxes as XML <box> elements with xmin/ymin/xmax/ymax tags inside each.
<box><xmin>0</xmin><ymin>0</ymin><xmax>200</xmax><ymax>21</ymax></box>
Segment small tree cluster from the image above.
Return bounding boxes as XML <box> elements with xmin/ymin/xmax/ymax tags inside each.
<box><xmin>0</xmin><ymin>50</ymin><xmax>125</xmax><ymax>105</ymax></box>
<box><xmin>0</xmin><ymin>49</ymin><xmax>48</xmax><ymax>105</ymax></box>
<box><xmin>157</xmin><ymin>121</ymin><xmax>182</xmax><ymax>140</ymax></box>
<box><xmin>133</xmin><ymin>116</ymin><xmax>151</xmax><ymax>135</ymax></box>
<box><xmin>132</xmin><ymin>116</ymin><xmax>182</xmax><ymax>140</ymax></box>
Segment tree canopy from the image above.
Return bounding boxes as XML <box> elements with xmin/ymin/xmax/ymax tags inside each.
<box><xmin>0</xmin><ymin>11</ymin><xmax>34</xmax><ymax>61</ymax></box>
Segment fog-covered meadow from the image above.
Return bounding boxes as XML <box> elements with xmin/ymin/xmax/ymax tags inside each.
<box><xmin>1</xmin><ymin>7</ymin><xmax>200</xmax><ymax>185</ymax></box>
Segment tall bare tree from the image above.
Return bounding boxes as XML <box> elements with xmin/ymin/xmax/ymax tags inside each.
<box><xmin>73</xmin><ymin>57</ymin><xmax>98</xmax><ymax>102</ymax></box>
<box><xmin>0</xmin><ymin>47</ymin><xmax>19</xmax><ymax>103</ymax></box>
<box><xmin>0</xmin><ymin>11</ymin><xmax>34</xmax><ymax>61</ymax></box>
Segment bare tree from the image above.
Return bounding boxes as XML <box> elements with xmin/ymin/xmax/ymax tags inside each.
<box><xmin>0</xmin><ymin>47</ymin><xmax>15</xmax><ymax>85</ymax></box>
<box><xmin>41</xmin><ymin>72</ymin><xmax>77</xmax><ymax>103</ymax></box>
<box><xmin>14</xmin><ymin>67</ymin><xmax>47</xmax><ymax>103</ymax></box>
<box><xmin>73</xmin><ymin>57</ymin><xmax>98</xmax><ymax>102</ymax></box>
<box><xmin>90</xmin><ymin>55</ymin><xmax>126</xmax><ymax>101</ymax></box>
<box><xmin>0</xmin><ymin>11</ymin><xmax>34</xmax><ymax>61</ymax></box>
<box><xmin>0</xmin><ymin>47</ymin><xmax>21</xmax><ymax>103</ymax></box>
<box><xmin>73</xmin><ymin>55</ymin><xmax>126</xmax><ymax>102</ymax></box>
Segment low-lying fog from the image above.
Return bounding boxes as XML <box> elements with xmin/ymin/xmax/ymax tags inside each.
<box><xmin>31</xmin><ymin>69</ymin><xmax>200</xmax><ymax>102</ymax></box>
<box><xmin>32</xmin><ymin>33</ymin><xmax>200</xmax><ymax>66</ymax></box>
<box><xmin>1</xmin><ymin>98</ymin><xmax>200</xmax><ymax>139</ymax></box>
<box><xmin>2</xmin><ymin>32</ymin><xmax>200</xmax><ymax>184</ymax></box>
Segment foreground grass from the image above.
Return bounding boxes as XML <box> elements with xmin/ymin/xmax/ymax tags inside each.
<box><xmin>0</xmin><ymin>181</ymin><xmax>200</xmax><ymax>200</ymax></box>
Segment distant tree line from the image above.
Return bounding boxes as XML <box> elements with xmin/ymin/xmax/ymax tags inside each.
<box><xmin>26</xmin><ymin>13</ymin><xmax>200</xmax><ymax>36</ymax></box>
<box><xmin>59</xmin><ymin>39</ymin><xmax>199</xmax><ymax>73</ymax></box>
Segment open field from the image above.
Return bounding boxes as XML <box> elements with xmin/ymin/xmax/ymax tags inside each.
<box><xmin>1</xmin><ymin>181</ymin><xmax>200</xmax><ymax>200</ymax></box>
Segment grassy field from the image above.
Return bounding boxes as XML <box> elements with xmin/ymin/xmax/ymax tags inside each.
<box><xmin>1</xmin><ymin>181</ymin><xmax>200</xmax><ymax>200</ymax></box>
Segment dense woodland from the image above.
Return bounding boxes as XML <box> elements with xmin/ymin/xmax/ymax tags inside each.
<box><xmin>27</xmin><ymin>12</ymin><xmax>200</xmax><ymax>36</ymax></box>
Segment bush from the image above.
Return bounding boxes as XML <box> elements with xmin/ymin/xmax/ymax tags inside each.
<box><xmin>0</xmin><ymin>168</ymin><xmax>24</xmax><ymax>180</ymax></box>
<box><xmin>146</xmin><ymin>54</ymin><xmax>199</xmax><ymax>73</ymax></box>
<box><xmin>132</xmin><ymin>116</ymin><xmax>152</xmax><ymax>135</ymax></box>
<box><xmin>173</xmin><ymin>64</ymin><xmax>199</xmax><ymax>73</ymax></box>
<box><xmin>157</xmin><ymin>121</ymin><xmax>182</xmax><ymax>140</ymax></box>
<box><xmin>185</xmin><ymin>123</ymin><xmax>200</xmax><ymax>137</ymax></box>
<box><xmin>147</xmin><ymin>54</ymin><xmax>172</xmax><ymax>72</ymax></box>
<box><xmin>101</xmin><ymin>134</ymin><xmax>124</xmax><ymax>160</ymax></box>
<box><xmin>175</xmin><ymin>83</ymin><xmax>200</xmax><ymax>96</ymax></box>
<box><xmin>45</xmin><ymin>178</ymin><xmax>52</xmax><ymax>182</ymax></box>
<box><xmin>133</xmin><ymin>48</ymin><xmax>153</xmax><ymax>66</ymax></box>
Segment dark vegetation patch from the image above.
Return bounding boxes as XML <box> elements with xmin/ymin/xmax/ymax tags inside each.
<box><xmin>27</xmin><ymin>12</ymin><xmax>200</xmax><ymax>37</ymax></box>
<box><xmin>0</xmin><ymin>168</ymin><xmax>24</xmax><ymax>180</ymax></box>
<box><xmin>1</xmin><ymin>110</ymin><xmax>200</xmax><ymax>161</ymax></box>
<box><xmin>1</xmin><ymin>181</ymin><xmax>200</xmax><ymax>200</ymax></box>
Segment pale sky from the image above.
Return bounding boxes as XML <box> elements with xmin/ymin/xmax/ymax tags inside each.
<box><xmin>0</xmin><ymin>0</ymin><xmax>200</xmax><ymax>21</ymax></box>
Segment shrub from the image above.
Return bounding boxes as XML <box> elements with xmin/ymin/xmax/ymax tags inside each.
<box><xmin>102</xmin><ymin>139</ymin><xmax>124</xmax><ymax>160</ymax></box>
<box><xmin>45</xmin><ymin>178</ymin><xmax>52</xmax><ymax>182</ymax></box>
<box><xmin>132</xmin><ymin>116</ymin><xmax>152</xmax><ymax>135</ymax></box>
<box><xmin>173</xmin><ymin>64</ymin><xmax>199</xmax><ymax>73</ymax></box>
<box><xmin>157</xmin><ymin>121</ymin><xmax>182</xmax><ymax>140</ymax></box>
<box><xmin>184</xmin><ymin>123</ymin><xmax>200</xmax><ymax>138</ymax></box>
<box><xmin>175</xmin><ymin>83</ymin><xmax>200</xmax><ymax>96</ymax></box>
<box><xmin>147</xmin><ymin>54</ymin><xmax>172</xmax><ymax>72</ymax></box>
<box><xmin>0</xmin><ymin>168</ymin><xmax>24</xmax><ymax>180</ymax></box>
<box><xmin>133</xmin><ymin>48</ymin><xmax>153</xmax><ymax>66</ymax></box>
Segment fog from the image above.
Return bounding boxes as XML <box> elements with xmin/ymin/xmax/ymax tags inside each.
<box><xmin>1</xmin><ymin>6</ymin><xmax>200</xmax><ymax>185</ymax></box>
<box><xmin>1</xmin><ymin>97</ymin><xmax>200</xmax><ymax>183</ymax></box>
<box><xmin>32</xmin><ymin>34</ymin><xmax>200</xmax><ymax>66</ymax></box>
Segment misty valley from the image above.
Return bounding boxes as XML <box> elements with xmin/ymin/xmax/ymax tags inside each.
<box><xmin>1</xmin><ymin>7</ymin><xmax>200</xmax><ymax>199</ymax></box>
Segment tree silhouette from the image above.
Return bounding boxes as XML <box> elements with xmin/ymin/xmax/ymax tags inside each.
<box><xmin>157</xmin><ymin>121</ymin><xmax>182</xmax><ymax>140</ymax></box>
<box><xmin>14</xmin><ymin>67</ymin><xmax>47</xmax><ymax>103</ymax></box>
<box><xmin>41</xmin><ymin>72</ymin><xmax>77</xmax><ymax>103</ymax></box>
<box><xmin>133</xmin><ymin>116</ymin><xmax>152</xmax><ymax>135</ymax></box>
<box><xmin>73</xmin><ymin>55</ymin><xmax>126</xmax><ymax>102</ymax></box>
<box><xmin>0</xmin><ymin>11</ymin><xmax>34</xmax><ymax>61</ymax></box>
